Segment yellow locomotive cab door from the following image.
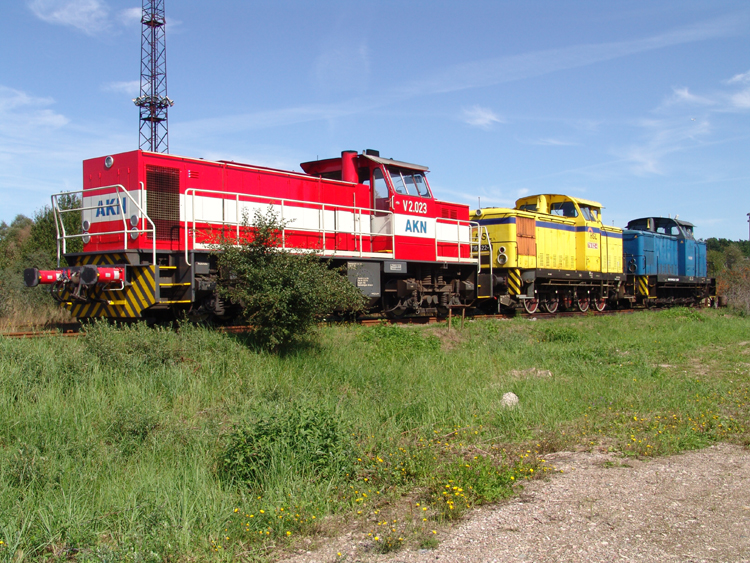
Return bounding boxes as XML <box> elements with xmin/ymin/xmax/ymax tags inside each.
<box><xmin>583</xmin><ymin>225</ymin><xmax>601</xmax><ymax>271</ymax></box>
<box><xmin>577</xmin><ymin>203</ymin><xmax>602</xmax><ymax>272</ymax></box>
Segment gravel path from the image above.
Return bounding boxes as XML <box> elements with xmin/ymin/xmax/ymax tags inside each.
<box><xmin>281</xmin><ymin>443</ymin><xmax>750</xmax><ymax>563</ymax></box>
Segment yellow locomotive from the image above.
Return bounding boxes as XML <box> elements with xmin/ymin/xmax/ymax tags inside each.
<box><xmin>472</xmin><ymin>194</ymin><xmax>623</xmax><ymax>313</ymax></box>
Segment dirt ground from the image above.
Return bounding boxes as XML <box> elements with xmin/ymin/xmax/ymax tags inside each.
<box><xmin>281</xmin><ymin>443</ymin><xmax>750</xmax><ymax>563</ymax></box>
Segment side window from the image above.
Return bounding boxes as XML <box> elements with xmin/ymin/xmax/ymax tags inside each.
<box><xmin>550</xmin><ymin>202</ymin><xmax>578</xmax><ymax>218</ymax></box>
<box><xmin>373</xmin><ymin>168</ymin><xmax>389</xmax><ymax>211</ymax></box>
<box><xmin>373</xmin><ymin>168</ymin><xmax>387</xmax><ymax>199</ymax></box>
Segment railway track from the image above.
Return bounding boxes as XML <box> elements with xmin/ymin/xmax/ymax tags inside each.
<box><xmin>0</xmin><ymin>308</ymin><xmax>640</xmax><ymax>338</ymax></box>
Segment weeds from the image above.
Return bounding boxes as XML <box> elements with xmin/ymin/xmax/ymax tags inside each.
<box><xmin>0</xmin><ymin>309</ymin><xmax>749</xmax><ymax>560</ymax></box>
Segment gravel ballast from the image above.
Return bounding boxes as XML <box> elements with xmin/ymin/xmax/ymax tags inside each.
<box><xmin>281</xmin><ymin>443</ymin><xmax>750</xmax><ymax>563</ymax></box>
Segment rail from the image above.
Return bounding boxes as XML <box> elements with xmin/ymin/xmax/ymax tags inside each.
<box><xmin>51</xmin><ymin>184</ymin><xmax>156</xmax><ymax>266</ymax></box>
<box><xmin>183</xmin><ymin>188</ymin><xmax>399</xmax><ymax>266</ymax></box>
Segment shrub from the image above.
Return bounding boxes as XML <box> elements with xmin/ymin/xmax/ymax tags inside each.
<box><xmin>218</xmin><ymin>402</ymin><xmax>353</xmax><ymax>487</ymax></box>
<box><xmin>216</xmin><ymin>208</ymin><xmax>367</xmax><ymax>350</ymax></box>
<box><xmin>718</xmin><ymin>263</ymin><xmax>750</xmax><ymax>315</ymax></box>
<box><xmin>0</xmin><ymin>196</ymin><xmax>81</xmax><ymax>326</ymax></box>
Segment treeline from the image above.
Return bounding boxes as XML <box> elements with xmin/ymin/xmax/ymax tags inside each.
<box><xmin>704</xmin><ymin>237</ymin><xmax>750</xmax><ymax>313</ymax></box>
<box><xmin>705</xmin><ymin>237</ymin><xmax>750</xmax><ymax>276</ymax></box>
<box><xmin>0</xmin><ymin>196</ymin><xmax>80</xmax><ymax>326</ymax></box>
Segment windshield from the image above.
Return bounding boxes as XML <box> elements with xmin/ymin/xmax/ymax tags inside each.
<box><xmin>389</xmin><ymin>169</ymin><xmax>431</xmax><ymax>198</ymax></box>
<box><xmin>579</xmin><ymin>205</ymin><xmax>600</xmax><ymax>221</ymax></box>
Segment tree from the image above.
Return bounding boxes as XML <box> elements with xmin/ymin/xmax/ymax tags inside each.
<box><xmin>216</xmin><ymin>208</ymin><xmax>367</xmax><ymax>350</ymax></box>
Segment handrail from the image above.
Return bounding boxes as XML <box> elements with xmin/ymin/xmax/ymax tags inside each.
<box><xmin>183</xmin><ymin>188</ymin><xmax>396</xmax><ymax>266</ymax></box>
<box><xmin>434</xmin><ymin>218</ymin><xmax>481</xmax><ymax>269</ymax></box>
<box><xmin>51</xmin><ymin>184</ymin><xmax>156</xmax><ymax>267</ymax></box>
<box><xmin>469</xmin><ymin>224</ymin><xmax>494</xmax><ymax>278</ymax></box>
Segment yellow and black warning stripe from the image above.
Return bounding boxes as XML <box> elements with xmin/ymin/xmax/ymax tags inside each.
<box><xmin>68</xmin><ymin>253</ymin><xmax>129</xmax><ymax>267</ymax></box>
<box><xmin>63</xmin><ymin>265</ymin><xmax>157</xmax><ymax>319</ymax></box>
<box><xmin>507</xmin><ymin>268</ymin><xmax>522</xmax><ymax>296</ymax></box>
<box><xmin>636</xmin><ymin>275</ymin><xmax>649</xmax><ymax>297</ymax></box>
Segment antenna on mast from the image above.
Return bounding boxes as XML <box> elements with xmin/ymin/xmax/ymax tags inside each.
<box><xmin>133</xmin><ymin>0</ymin><xmax>174</xmax><ymax>153</ymax></box>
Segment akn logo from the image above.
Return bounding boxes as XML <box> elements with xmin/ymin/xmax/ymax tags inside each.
<box><xmin>405</xmin><ymin>219</ymin><xmax>427</xmax><ymax>234</ymax></box>
<box><xmin>95</xmin><ymin>197</ymin><xmax>127</xmax><ymax>218</ymax></box>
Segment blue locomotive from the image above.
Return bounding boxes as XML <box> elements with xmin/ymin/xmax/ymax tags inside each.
<box><xmin>622</xmin><ymin>216</ymin><xmax>714</xmax><ymax>306</ymax></box>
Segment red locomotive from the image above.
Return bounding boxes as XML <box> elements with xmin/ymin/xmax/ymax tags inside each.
<box><xmin>24</xmin><ymin>149</ymin><xmax>482</xmax><ymax>321</ymax></box>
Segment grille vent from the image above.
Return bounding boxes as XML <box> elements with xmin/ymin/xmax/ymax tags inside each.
<box><xmin>146</xmin><ymin>165</ymin><xmax>180</xmax><ymax>241</ymax></box>
<box><xmin>441</xmin><ymin>208</ymin><xmax>458</xmax><ymax>220</ymax></box>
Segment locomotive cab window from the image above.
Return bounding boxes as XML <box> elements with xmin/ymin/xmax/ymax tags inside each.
<box><xmin>655</xmin><ymin>219</ymin><xmax>679</xmax><ymax>236</ymax></box>
<box><xmin>388</xmin><ymin>169</ymin><xmax>432</xmax><ymax>198</ymax></box>
<box><xmin>373</xmin><ymin>168</ymin><xmax>389</xmax><ymax>211</ymax></box>
<box><xmin>549</xmin><ymin>201</ymin><xmax>578</xmax><ymax>218</ymax></box>
<box><xmin>579</xmin><ymin>205</ymin><xmax>599</xmax><ymax>221</ymax></box>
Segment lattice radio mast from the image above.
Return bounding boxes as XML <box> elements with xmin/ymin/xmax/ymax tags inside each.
<box><xmin>133</xmin><ymin>0</ymin><xmax>174</xmax><ymax>153</ymax></box>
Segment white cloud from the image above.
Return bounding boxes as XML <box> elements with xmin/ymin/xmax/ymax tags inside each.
<box><xmin>731</xmin><ymin>89</ymin><xmax>750</xmax><ymax>108</ymax></box>
<box><xmin>27</xmin><ymin>0</ymin><xmax>110</xmax><ymax>35</ymax></box>
<box><xmin>119</xmin><ymin>6</ymin><xmax>141</xmax><ymax>26</ymax></box>
<box><xmin>461</xmin><ymin>105</ymin><xmax>503</xmax><ymax>129</ymax></box>
<box><xmin>726</xmin><ymin>70</ymin><xmax>750</xmax><ymax>84</ymax></box>
<box><xmin>182</xmin><ymin>16</ymin><xmax>746</xmax><ymax>137</ymax></box>
<box><xmin>102</xmin><ymin>80</ymin><xmax>140</xmax><ymax>96</ymax></box>
<box><xmin>621</xmin><ymin>117</ymin><xmax>712</xmax><ymax>176</ymax></box>
<box><xmin>395</xmin><ymin>14</ymin><xmax>744</xmax><ymax>99</ymax></box>
<box><xmin>0</xmin><ymin>86</ymin><xmax>69</xmax><ymax>134</ymax></box>
<box><xmin>0</xmin><ymin>84</ymin><xmax>135</xmax><ymax>224</ymax></box>
<box><xmin>666</xmin><ymin>87</ymin><xmax>714</xmax><ymax>106</ymax></box>
<box><xmin>531</xmin><ymin>138</ymin><xmax>580</xmax><ymax>146</ymax></box>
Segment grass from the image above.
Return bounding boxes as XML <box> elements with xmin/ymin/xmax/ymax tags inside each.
<box><xmin>0</xmin><ymin>308</ymin><xmax>749</xmax><ymax>561</ymax></box>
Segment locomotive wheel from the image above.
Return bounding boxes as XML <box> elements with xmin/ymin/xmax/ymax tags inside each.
<box><xmin>593</xmin><ymin>296</ymin><xmax>607</xmax><ymax>312</ymax></box>
<box><xmin>576</xmin><ymin>297</ymin><xmax>590</xmax><ymax>313</ymax></box>
<box><xmin>523</xmin><ymin>298</ymin><xmax>539</xmax><ymax>314</ymax></box>
<box><xmin>543</xmin><ymin>299</ymin><xmax>559</xmax><ymax>314</ymax></box>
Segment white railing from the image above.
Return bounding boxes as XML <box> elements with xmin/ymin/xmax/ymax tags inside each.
<box><xmin>183</xmin><ymin>188</ymin><xmax>396</xmax><ymax>266</ymax></box>
<box><xmin>51</xmin><ymin>183</ymin><xmax>156</xmax><ymax>267</ymax></box>
<box><xmin>435</xmin><ymin>218</ymin><xmax>481</xmax><ymax>268</ymax></box>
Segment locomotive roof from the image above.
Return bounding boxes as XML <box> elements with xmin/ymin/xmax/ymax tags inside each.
<box><xmin>299</xmin><ymin>153</ymin><xmax>429</xmax><ymax>176</ymax></box>
<box><xmin>362</xmin><ymin>154</ymin><xmax>429</xmax><ymax>172</ymax></box>
<box><xmin>515</xmin><ymin>194</ymin><xmax>604</xmax><ymax>208</ymax></box>
<box><xmin>628</xmin><ymin>217</ymin><xmax>695</xmax><ymax>228</ymax></box>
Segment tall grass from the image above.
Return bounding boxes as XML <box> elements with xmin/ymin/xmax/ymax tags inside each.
<box><xmin>0</xmin><ymin>310</ymin><xmax>749</xmax><ymax>561</ymax></box>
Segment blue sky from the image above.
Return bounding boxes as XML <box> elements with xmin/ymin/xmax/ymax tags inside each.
<box><xmin>1</xmin><ymin>0</ymin><xmax>749</xmax><ymax>239</ymax></box>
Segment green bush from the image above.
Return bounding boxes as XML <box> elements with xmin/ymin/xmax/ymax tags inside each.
<box><xmin>219</xmin><ymin>402</ymin><xmax>353</xmax><ymax>488</ymax></box>
<box><xmin>0</xmin><ymin>196</ymin><xmax>81</xmax><ymax>326</ymax></box>
<box><xmin>217</xmin><ymin>208</ymin><xmax>367</xmax><ymax>350</ymax></box>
